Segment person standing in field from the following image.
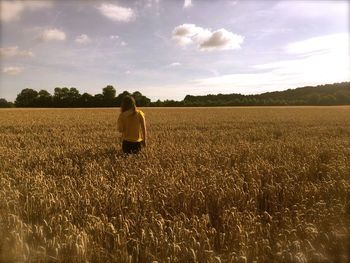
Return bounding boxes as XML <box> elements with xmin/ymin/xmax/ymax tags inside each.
<box><xmin>117</xmin><ymin>96</ymin><xmax>147</xmax><ymax>154</ymax></box>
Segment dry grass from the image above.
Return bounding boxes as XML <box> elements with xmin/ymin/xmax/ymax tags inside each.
<box><xmin>0</xmin><ymin>107</ymin><xmax>349</xmax><ymax>263</ymax></box>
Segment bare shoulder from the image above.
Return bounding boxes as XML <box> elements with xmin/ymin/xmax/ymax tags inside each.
<box><xmin>138</xmin><ymin>110</ymin><xmax>145</xmax><ymax>117</ymax></box>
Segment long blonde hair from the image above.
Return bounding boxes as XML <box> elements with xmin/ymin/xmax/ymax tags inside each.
<box><xmin>121</xmin><ymin>95</ymin><xmax>137</xmax><ymax>113</ymax></box>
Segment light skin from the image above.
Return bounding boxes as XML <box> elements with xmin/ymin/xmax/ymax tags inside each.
<box><xmin>141</xmin><ymin>114</ymin><xmax>147</xmax><ymax>147</ymax></box>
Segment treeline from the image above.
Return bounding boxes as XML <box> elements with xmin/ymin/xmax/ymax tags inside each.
<box><xmin>0</xmin><ymin>98</ymin><xmax>14</xmax><ymax>108</ymax></box>
<box><xmin>181</xmin><ymin>82</ymin><xmax>350</xmax><ymax>106</ymax></box>
<box><xmin>0</xmin><ymin>82</ymin><xmax>349</xmax><ymax>108</ymax></box>
<box><xmin>2</xmin><ymin>86</ymin><xmax>150</xmax><ymax>108</ymax></box>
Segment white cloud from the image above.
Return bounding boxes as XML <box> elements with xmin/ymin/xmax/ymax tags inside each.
<box><xmin>184</xmin><ymin>0</ymin><xmax>192</xmax><ymax>8</ymax></box>
<box><xmin>120</xmin><ymin>41</ymin><xmax>127</xmax><ymax>46</ymax></box>
<box><xmin>228</xmin><ymin>0</ymin><xmax>239</xmax><ymax>6</ymax></box>
<box><xmin>0</xmin><ymin>46</ymin><xmax>34</xmax><ymax>58</ymax></box>
<box><xmin>168</xmin><ymin>62</ymin><xmax>181</xmax><ymax>67</ymax></box>
<box><xmin>285</xmin><ymin>33</ymin><xmax>348</xmax><ymax>55</ymax></box>
<box><xmin>200</xmin><ymin>29</ymin><xmax>244</xmax><ymax>51</ymax></box>
<box><xmin>75</xmin><ymin>34</ymin><xmax>91</xmax><ymax>44</ymax></box>
<box><xmin>2</xmin><ymin>67</ymin><xmax>23</xmax><ymax>75</ymax></box>
<box><xmin>192</xmin><ymin>33</ymin><xmax>350</xmax><ymax>94</ymax></box>
<box><xmin>98</xmin><ymin>3</ymin><xmax>134</xmax><ymax>22</ymax></box>
<box><xmin>39</xmin><ymin>28</ymin><xmax>66</xmax><ymax>42</ymax></box>
<box><xmin>172</xmin><ymin>24</ymin><xmax>212</xmax><ymax>47</ymax></box>
<box><xmin>172</xmin><ymin>24</ymin><xmax>244</xmax><ymax>51</ymax></box>
<box><xmin>0</xmin><ymin>0</ymin><xmax>53</xmax><ymax>22</ymax></box>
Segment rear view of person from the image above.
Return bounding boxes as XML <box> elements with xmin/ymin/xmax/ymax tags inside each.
<box><xmin>117</xmin><ymin>96</ymin><xmax>147</xmax><ymax>154</ymax></box>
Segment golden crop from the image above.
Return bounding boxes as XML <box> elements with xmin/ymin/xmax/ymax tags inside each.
<box><xmin>0</xmin><ymin>107</ymin><xmax>349</xmax><ymax>262</ymax></box>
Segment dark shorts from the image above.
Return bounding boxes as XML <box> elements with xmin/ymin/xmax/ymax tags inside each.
<box><xmin>122</xmin><ymin>140</ymin><xmax>142</xmax><ymax>154</ymax></box>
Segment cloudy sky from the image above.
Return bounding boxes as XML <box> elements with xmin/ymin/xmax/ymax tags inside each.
<box><xmin>0</xmin><ymin>0</ymin><xmax>349</xmax><ymax>101</ymax></box>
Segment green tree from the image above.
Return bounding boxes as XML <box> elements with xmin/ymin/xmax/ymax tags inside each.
<box><xmin>132</xmin><ymin>91</ymin><xmax>150</xmax><ymax>107</ymax></box>
<box><xmin>114</xmin><ymin>91</ymin><xmax>130</xmax><ymax>106</ymax></box>
<box><xmin>68</xmin><ymin>87</ymin><xmax>81</xmax><ymax>107</ymax></box>
<box><xmin>53</xmin><ymin>87</ymin><xmax>69</xmax><ymax>107</ymax></box>
<box><xmin>36</xmin><ymin>90</ymin><xmax>52</xmax><ymax>107</ymax></box>
<box><xmin>78</xmin><ymin>93</ymin><xmax>94</xmax><ymax>107</ymax></box>
<box><xmin>53</xmin><ymin>87</ymin><xmax>80</xmax><ymax>107</ymax></box>
<box><xmin>93</xmin><ymin>94</ymin><xmax>104</xmax><ymax>107</ymax></box>
<box><xmin>15</xmin><ymin>89</ymin><xmax>38</xmax><ymax>107</ymax></box>
<box><xmin>335</xmin><ymin>90</ymin><xmax>350</xmax><ymax>104</ymax></box>
<box><xmin>0</xmin><ymin>98</ymin><xmax>14</xmax><ymax>108</ymax></box>
<box><xmin>102</xmin><ymin>85</ymin><xmax>116</xmax><ymax>106</ymax></box>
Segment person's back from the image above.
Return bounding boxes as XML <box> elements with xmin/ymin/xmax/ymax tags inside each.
<box><xmin>117</xmin><ymin>96</ymin><xmax>146</xmax><ymax>154</ymax></box>
<box><xmin>118</xmin><ymin>109</ymin><xmax>145</xmax><ymax>142</ymax></box>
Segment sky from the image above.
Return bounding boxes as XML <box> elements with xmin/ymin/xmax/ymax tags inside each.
<box><xmin>0</xmin><ymin>0</ymin><xmax>349</xmax><ymax>102</ymax></box>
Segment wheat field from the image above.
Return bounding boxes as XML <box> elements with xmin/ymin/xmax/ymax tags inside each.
<box><xmin>0</xmin><ymin>107</ymin><xmax>349</xmax><ymax>263</ymax></box>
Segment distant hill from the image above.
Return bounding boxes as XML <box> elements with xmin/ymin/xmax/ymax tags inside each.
<box><xmin>178</xmin><ymin>82</ymin><xmax>350</xmax><ymax>106</ymax></box>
